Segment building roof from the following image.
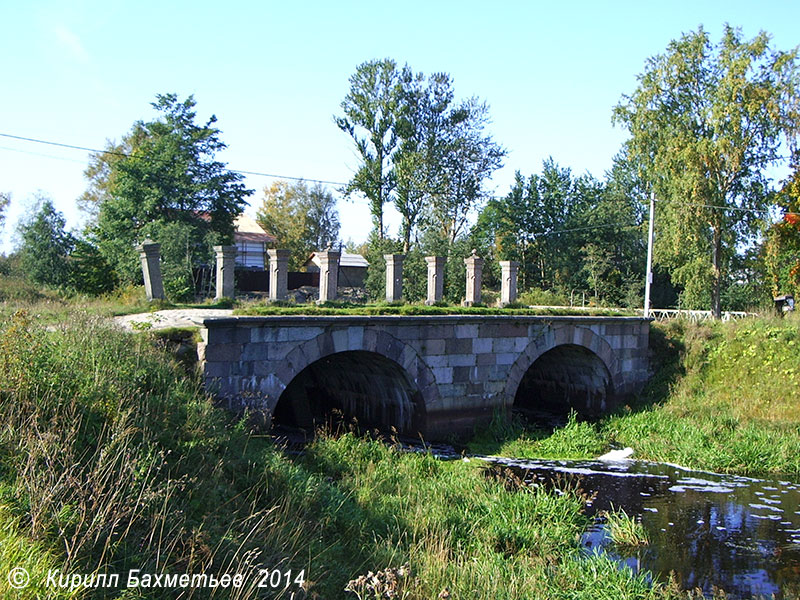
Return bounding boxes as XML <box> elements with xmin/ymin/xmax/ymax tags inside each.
<box><xmin>305</xmin><ymin>251</ymin><xmax>369</xmax><ymax>268</ymax></box>
<box><xmin>234</xmin><ymin>214</ymin><xmax>276</xmax><ymax>244</ymax></box>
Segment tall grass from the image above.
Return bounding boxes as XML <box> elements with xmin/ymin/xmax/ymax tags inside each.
<box><xmin>0</xmin><ymin>309</ymin><xmax>683</xmax><ymax>599</ymax></box>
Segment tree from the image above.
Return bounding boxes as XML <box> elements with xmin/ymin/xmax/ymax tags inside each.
<box><xmin>17</xmin><ymin>198</ymin><xmax>74</xmax><ymax>287</ymax></box>
<box><xmin>393</xmin><ymin>70</ymin><xmax>454</xmax><ymax>252</ymax></box>
<box><xmin>89</xmin><ymin>93</ymin><xmax>251</xmax><ymax>290</ymax></box>
<box><xmin>764</xmin><ymin>156</ymin><xmax>800</xmax><ymax>298</ymax></box>
<box><xmin>256</xmin><ymin>180</ymin><xmax>339</xmax><ymax>270</ymax></box>
<box><xmin>614</xmin><ymin>25</ymin><xmax>800</xmax><ymax>316</ymax></box>
<box><xmin>0</xmin><ymin>192</ymin><xmax>10</xmax><ymax>229</ymax></box>
<box><xmin>335</xmin><ymin>59</ymin><xmax>401</xmax><ymax>238</ymax></box>
<box><xmin>427</xmin><ymin>97</ymin><xmax>505</xmax><ymax>245</ymax></box>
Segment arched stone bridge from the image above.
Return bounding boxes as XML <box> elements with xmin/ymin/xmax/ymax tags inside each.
<box><xmin>196</xmin><ymin>315</ymin><xmax>650</xmax><ymax>439</ymax></box>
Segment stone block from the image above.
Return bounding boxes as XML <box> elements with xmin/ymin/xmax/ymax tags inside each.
<box><xmin>196</xmin><ymin>342</ymin><xmax>207</xmax><ymax>362</ymax></box>
<box><xmin>431</xmin><ymin>367</ymin><xmax>453</xmax><ymax>384</ymax></box>
<box><xmin>495</xmin><ymin>352</ymin><xmax>517</xmax><ymax>366</ymax></box>
<box><xmin>445</xmin><ymin>337</ymin><xmax>472</xmax><ymax>354</ymax></box>
<box><xmin>204</xmin><ymin>361</ymin><xmax>230</xmax><ymax>378</ymax></box>
<box><xmin>452</xmin><ymin>366</ymin><xmax>472</xmax><ymax>383</ymax></box>
<box><xmin>476</xmin><ymin>352</ymin><xmax>496</xmax><ymax>366</ymax></box>
<box><xmin>420</xmin><ymin>338</ymin><xmax>446</xmax><ymax>355</ymax></box>
<box><xmin>492</xmin><ymin>337</ymin><xmax>515</xmax><ymax>353</ymax></box>
<box><xmin>204</xmin><ymin>343</ymin><xmax>242</xmax><ymax>362</ymax></box>
<box><xmin>447</xmin><ymin>354</ymin><xmax>476</xmax><ymax>367</ymax></box>
<box><xmin>455</xmin><ymin>323</ymin><xmax>479</xmax><ymax>339</ymax></box>
<box><xmin>206</xmin><ymin>327</ymin><xmax>237</xmax><ymax>345</ymax></box>
<box><xmin>472</xmin><ymin>337</ymin><xmax>493</xmax><ymax>354</ymax></box>
<box><xmin>241</xmin><ymin>342</ymin><xmax>270</xmax><ymax>362</ymax></box>
<box><xmin>347</xmin><ymin>326</ymin><xmax>364</xmax><ymax>350</ymax></box>
<box><xmin>362</xmin><ymin>328</ymin><xmax>379</xmax><ymax>351</ymax></box>
<box><xmin>513</xmin><ymin>337</ymin><xmax>529</xmax><ymax>352</ymax></box>
<box><xmin>425</xmin><ymin>354</ymin><xmax>451</xmax><ymax>369</ymax></box>
<box><xmin>331</xmin><ymin>329</ymin><xmax>349</xmax><ymax>353</ymax></box>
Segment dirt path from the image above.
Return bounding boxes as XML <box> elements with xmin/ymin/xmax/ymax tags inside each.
<box><xmin>113</xmin><ymin>308</ymin><xmax>233</xmax><ymax>331</ymax></box>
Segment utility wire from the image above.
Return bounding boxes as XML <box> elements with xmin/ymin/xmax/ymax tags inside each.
<box><xmin>2</xmin><ymin>131</ymin><xmax>797</xmax><ymax>216</ymax></box>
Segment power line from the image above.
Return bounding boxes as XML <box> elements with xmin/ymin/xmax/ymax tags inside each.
<box><xmin>2</xmin><ymin>131</ymin><xmax>797</xmax><ymax>216</ymax></box>
<box><xmin>0</xmin><ymin>132</ymin><xmax>350</xmax><ymax>187</ymax></box>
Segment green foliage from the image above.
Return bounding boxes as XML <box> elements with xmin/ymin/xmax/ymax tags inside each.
<box><xmin>336</xmin><ymin>58</ymin><xmax>401</xmax><ymax>237</ymax></box>
<box><xmin>68</xmin><ymin>238</ymin><xmax>117</xmax><ymax>295</ymax></box>
<box><xmin>474</xmin><ymin>156</ymin><xmax>645</xmax><ymax>307</ymax></box>
<box><xmin>89</xmin><ymin>93</ymin><xmax>251</xmax><ymax>291</ymax></box>
<box><xmin>0</xmin><ymin>308</ymin><xmax>682</xmax><ymax>599</ymax></box>
<box><xmin>255</xmin><ymin>179</ymin><xmax>339</xmax><ymax>270</ymax></box>
<box><xmin>614</xmin><ymin>25</ymin><xmax>800</xmax><ymax>316</ymax></box>
<box><xmin>337</xmin><ymin>60</ymin><xmax>504</xmax><ymax>251</ymax></box>
<box><xmin>602</xmin><ymin>507</ymin><xmax>650</xmax><ymax>548</ymax></box>
<box><xmin>17</xmin><ymin>198</ymin><xmax>74</xmax><ymax>288</ymax></box>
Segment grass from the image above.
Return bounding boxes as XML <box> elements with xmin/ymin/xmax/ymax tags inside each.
<box><xmin>234</xmin><ymin>301</ymin><xmax>635</xmax><ymax>317</ymax></box>
<box><xmin>473</xmin><ymin>315</ymin><xmax>800</xmax><ymax>477</ymax></box>
<box><xmin>0</xmin><ymin>303</ymin><xmax>684</xmax><ymax>599</ymax></box>
<box><xmin>602</xmin><ymin>507</ymin><xmax>649</xmax><ymax>548</ymax></box>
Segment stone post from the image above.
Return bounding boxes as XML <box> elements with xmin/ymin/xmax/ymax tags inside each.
<box><xmin>214</xmin><ymin>245</ymin><xmax>237</xmax><ymax>300</ymax></box>
<box><xmin>384</xmin><ymin>254</ymin><xmax>405</xmax><ymax>303</ymax></box>
<box><xmin>500</xmin><ymin>260</ymin><xmax>519</xmax><ymax>306</ymax></box>
<box><xmin>137</xmin><ymin>241</ymin><xmax>165</xmax><ymax>301</ymax></box>
<box><xmin>425</xmin><ymin>256</ymin><xmax>445</xmax><ymax>305</ymax></box>
<box><xmin>463</xmin><ymin>250</ymin><xmax>484</xmax><ymax>306</ymax></box>
<box><xmin>317</xmin><ymin>250</ymin><xmax>340</xmax><ymax>303</ymax></box>
<box><xmin>267</xmin><ymin>249</ymin><xmax>290</xmax><ymax>301</ymax></box>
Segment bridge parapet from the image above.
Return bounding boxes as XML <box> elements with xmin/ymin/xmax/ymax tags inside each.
<box><xmin>196</xmin><ymin>315</ymin><xmax>650</xmax><ymax>439</ymax></box>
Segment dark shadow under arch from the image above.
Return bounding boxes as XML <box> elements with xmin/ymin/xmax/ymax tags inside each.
<box><xmin>513</xmin><ymin>344</ymin><xmax>613</xmax><ymax>420</ymax></box>
<box><xmin>273</xmin><ymin>351</ymin><xmax>423</xmax><ymax>434</ymax></box>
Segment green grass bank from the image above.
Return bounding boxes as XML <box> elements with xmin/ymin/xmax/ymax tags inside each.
<box><xmin>471</xmin><ymin>316</ymin><xmax>800</xmax><ymax>477</ymax></box>
<box><xmin>0</xmin><ymin>306</ymin><xmax>687</xmax><ymax>599</ymax></box>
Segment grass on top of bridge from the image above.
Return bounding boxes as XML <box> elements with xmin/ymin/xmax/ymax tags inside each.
<box><xmin>234</xmin><ymin>301</ymin><xmax>636</xmax><ymax>317</ymax></box>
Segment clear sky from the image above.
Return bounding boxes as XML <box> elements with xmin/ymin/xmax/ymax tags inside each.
<box><xmin>1</xmin><ymin>0</ymin><xmax>798</xmax><ymax>252</ymax></box>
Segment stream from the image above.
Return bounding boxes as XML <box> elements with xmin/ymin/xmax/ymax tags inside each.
<box><xmin>273</xmin><ymin>427</ymin><xmax>800</xmax><ymax>598</ymax></box>
<box><xmin>487</xmin><ymin>455</ymin><xmax>800</xmax><ymax>599</ymax></box>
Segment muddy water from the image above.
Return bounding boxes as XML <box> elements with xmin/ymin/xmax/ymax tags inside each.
<box><xmin>490</xmin><ymin>456</ymin><xmax>800</xmax><ymax>599</ymax></box>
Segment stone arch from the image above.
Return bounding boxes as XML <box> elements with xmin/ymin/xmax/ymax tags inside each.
<box><xmin>271</xmin><ymin>327</ymin><xmax>439</xmax><ymax>433</ymax></box>
<box><xmin>503</xmin><ymin>324</ymin><xmax>623</xmax><ymax>414</ymax></box>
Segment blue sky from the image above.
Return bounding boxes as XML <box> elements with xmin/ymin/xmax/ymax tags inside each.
<box><xmin>1</xmin><ymin>0</ymin><xmax>798</xmax><ymax>252</ymax></box>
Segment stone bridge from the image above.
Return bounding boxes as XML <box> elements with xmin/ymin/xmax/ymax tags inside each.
<box><xmin>196</xmin><ymin>315</ymin><xmax>650</xmax><ymax>439</ymax></box>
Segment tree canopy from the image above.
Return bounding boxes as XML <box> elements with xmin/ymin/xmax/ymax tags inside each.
<box><xmin>87</xmin><ymin>94</ymin><xmax>251</xmax><ymax>296</ymax></box>
<box><xmin>614</xmin><ymin>25</ymin><xmax>800</xmax><ymax>315</ymax></box>
<box><xmin>256</xmin><ymin>180</ymin><xmax>340</xmax><ymax>270</ymax></box>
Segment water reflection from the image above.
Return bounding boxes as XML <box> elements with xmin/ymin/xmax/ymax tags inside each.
<box><xmin>488</xmin><ymin>457</ymin><xmax>800</xmax><ymax>599</ymax></box>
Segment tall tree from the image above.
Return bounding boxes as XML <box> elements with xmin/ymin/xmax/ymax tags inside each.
<box><xmin>614</xmin><ymin>25</ymin><xmax>800</xmax><ymax>316</ymax></box>
<box><xmin>0</xmin><ymin>192</ymin><xmax>10</xmax><ymax>229</ymax></box>
<box><xmin>335</xmin><ymin>59</ymin><xmax>401</xmax><ymax>238</ymax></box>
<box><xmin>394</xmin><ymin>70</ymin><xmax>454</xmax><ymax>252</ymax></box>
<box><xmin>17</xmin><ymin>198</ymin><xmax>74</xmax><ymax>288</ymax></box>
<box><xmin>428</xmin><ymin>97</ymin><xmax>505</xmax><ymax>245</ymax></box>
<box><xmin>764</xmin><ymin>155</ymin><xmax>800</xmax><ymax>298</ymax></box>
<box><xmin>256</xmin><ymin>180</ymin><xmax>339</xmax><ymax>270</ymax></box>
<box><xmin>89</xmin><ymin>93</ymin><xmax>251</xmax><ymax>289</ymax></box>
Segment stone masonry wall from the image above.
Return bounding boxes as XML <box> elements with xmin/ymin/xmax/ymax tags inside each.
<box><xmin>195</xmin><ymin>315</ymin><xmax>650</xmax><ymax>438</ymax></box>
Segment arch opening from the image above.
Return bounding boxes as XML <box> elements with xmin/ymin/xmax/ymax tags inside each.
<box><xmin>513</xmin><ymin>344</ymin><xmax>613</xmax><ymax>424</ymax></box>
<box><xmin>273</xmin><ymin>351</ymin><xmax>423</xmax><ymax>434</ymax></box>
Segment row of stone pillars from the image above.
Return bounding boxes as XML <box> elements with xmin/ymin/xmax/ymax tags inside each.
<box><xmin>138</xmin><ymin>241</ymin><xmax>518</xmax><ymax>306</ymax></box>
<box><xmin>137</xmin><ymin>241</ymin><xmax>339</xmax><ymax>303</ymax></box>
<box><xmin>386</xmin><ymin>251</ymin><xmax>518</xmax><ymax>306</ymax></box>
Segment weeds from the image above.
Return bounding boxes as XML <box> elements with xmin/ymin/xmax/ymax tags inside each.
<box><xmin>602</xmin><ymin>506</ymin><xmax>649</xmax><ymax>548</ymax></box>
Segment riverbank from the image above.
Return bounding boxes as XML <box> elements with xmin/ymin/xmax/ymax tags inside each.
<box><xmin>470</xmin><ymin>317</ymin><xmax>800</xmax><ymax>477</ymax></box>
<box><xmin>0</xmin><ymin>308</ymin><xmax>684</xmax><ymax>599</ymax></box>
